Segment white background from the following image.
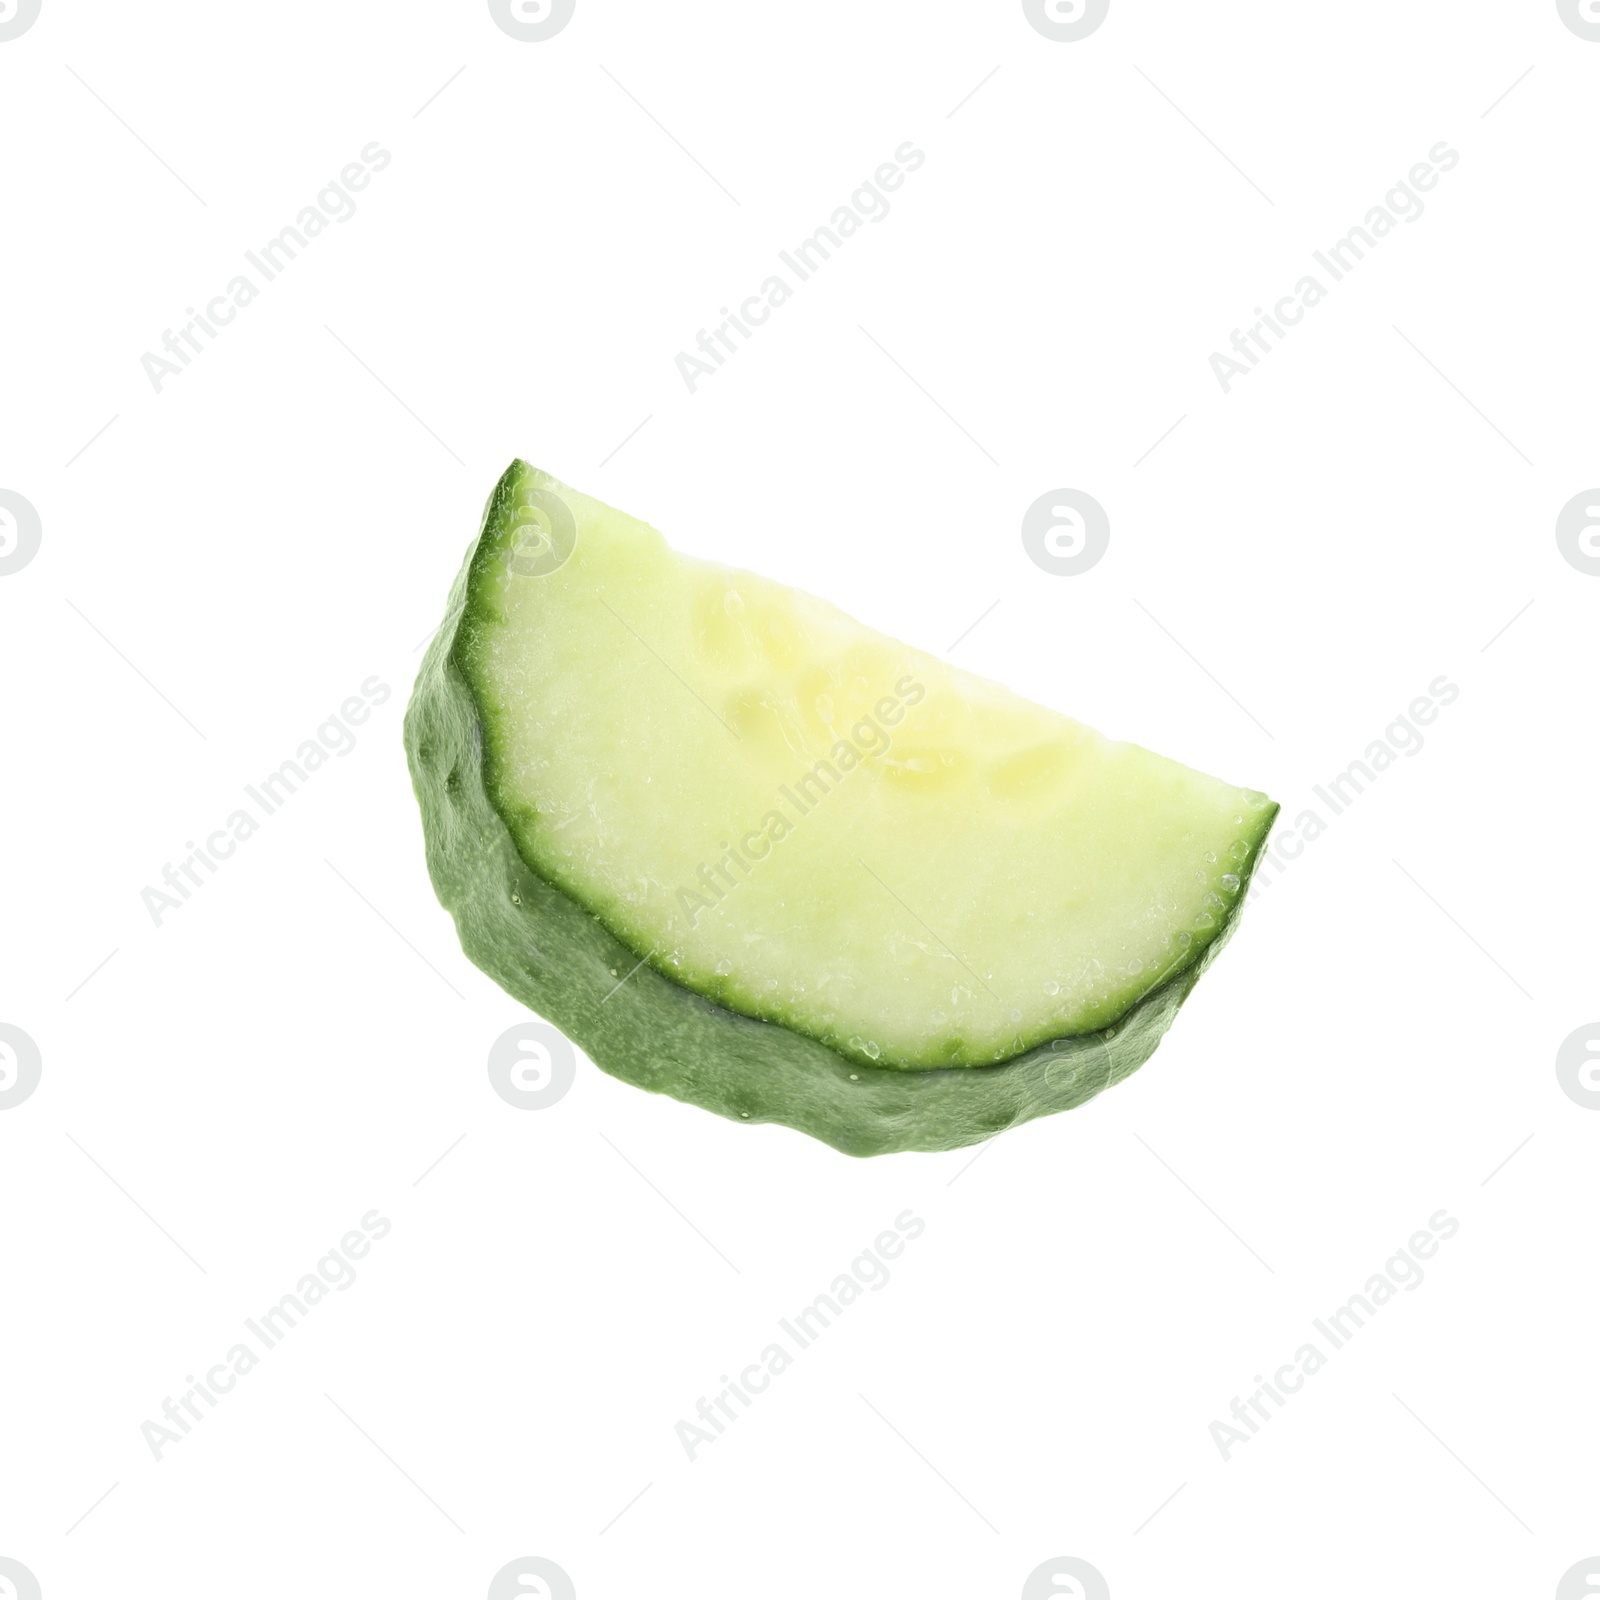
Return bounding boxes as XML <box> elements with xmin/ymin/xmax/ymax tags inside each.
<box><xmin>2</xmin><ymin>2</ymin><xmax>1597</xmax><ymax>1597</ymax></box>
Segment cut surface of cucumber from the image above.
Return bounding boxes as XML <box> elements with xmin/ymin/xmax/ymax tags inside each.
<box><xmin>406</xmin><ymin>462</ymin><xmax>1276</xmax><ymax>1152</ymax></box>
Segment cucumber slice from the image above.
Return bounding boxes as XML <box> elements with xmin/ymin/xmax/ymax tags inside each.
<box><xmin>406</xmin><ymin>462</ymin><xmax>1276</xmax><ymax>1155</ymax></box>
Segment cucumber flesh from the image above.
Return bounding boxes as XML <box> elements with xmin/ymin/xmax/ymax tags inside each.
<box><xmin>454</xmin><ymin>463</ymin><xmax>1275</xmax><ymax>1072</ymax></box>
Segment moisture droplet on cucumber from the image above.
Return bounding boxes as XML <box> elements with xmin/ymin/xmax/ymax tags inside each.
<box><xmin>406</xmin><ymin>462</ymin><xmax>1277</xmax><ymax>1155</ymax></box>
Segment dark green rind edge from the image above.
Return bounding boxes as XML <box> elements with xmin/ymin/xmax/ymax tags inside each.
<box><xmin>404</xmin><ymin>469</ymin><xmax>1280</xmax><ymax>1157</ymax></box>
